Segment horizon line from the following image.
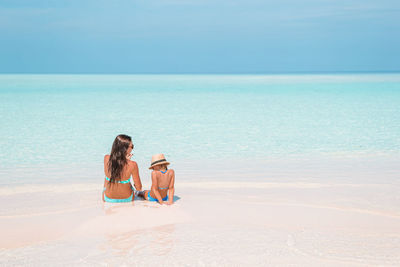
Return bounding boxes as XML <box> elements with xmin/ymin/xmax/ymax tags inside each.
<box><xmin>1</xmin><ymin>70</ymin><xmax>400</xmax><ymax>75</ymax></box>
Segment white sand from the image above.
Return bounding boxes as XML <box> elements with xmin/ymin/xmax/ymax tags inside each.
<box><xmin>1</xmin><ymin>156</ymin><xmax>400</xmax><ymax>266</ymax></box>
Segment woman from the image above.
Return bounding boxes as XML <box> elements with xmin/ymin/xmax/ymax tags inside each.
<box><xmin>139</xmin><ymin>154</ymin><xmax>175</xmax><ymax>205</ymax></box>
<box><xmin>102</xmin><ymin>134</ymin><xmax>142</xmax><ymax>203</ymax></box>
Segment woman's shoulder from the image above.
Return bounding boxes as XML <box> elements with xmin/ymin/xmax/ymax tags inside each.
<box><xmin>127</xmin><ymin>160</ymin><xmax>138</xmax><ymax>168</ymax></box>
<box><xmin>104</xmin><ymin>154</ymin><xmax>110</xmax><ymax>162</ymax></box>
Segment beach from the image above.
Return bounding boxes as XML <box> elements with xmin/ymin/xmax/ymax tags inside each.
<box><xmin>1</xmin><ymin>155</ymin><xmax>400</xmax><ymax>266</ymax></box>
<box><xmin>1</xmin><ymin>74</ymin><xmax>400</xmax><ymax>266</ymax></box>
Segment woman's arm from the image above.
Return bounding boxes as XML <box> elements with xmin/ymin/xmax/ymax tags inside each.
<box><xmin>151</xmin><ymin>171</ymin><xmax>164</xmax><ymax>204</ymax></box>
<box><xmin>167</xmin><ymin>169</ymin><xmax>175</xmax><ymax>205</ymax></box>
<box><xmin>131</xmin><ymin>161</ymin><xmax>142</xmax><ymax>191</ymax></box>
<box><xmin>102</xmin><ymin>178</ymin><xmax>106</xmax><ymax>202</ymax></box>
<box><xmin>102</xmin><ymin>155</ymin><xmax>108</xmax><ymax>202</ymax></box>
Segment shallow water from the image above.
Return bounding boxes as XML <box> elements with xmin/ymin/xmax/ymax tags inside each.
<box><xmin>1</xmin><ymin>74</ymin><xmax>400</xmax><ymax>174</ymax></box>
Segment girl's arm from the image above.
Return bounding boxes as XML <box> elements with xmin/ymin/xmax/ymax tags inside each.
<box><xmin>131</xmin><ymin>161</ymin><xmax>142</xmax><ymax>191</ymax></box>
<box><xmin>167</xmin><ymin>169</ymin><xmax>175</xmax><ymax>205</ymax></box>
<box><xmin>151</xmin><ymin>171</ymin><xmax>164</xmax><ymax>204</ymax></box>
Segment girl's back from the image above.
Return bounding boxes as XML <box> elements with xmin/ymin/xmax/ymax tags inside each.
<box><xmin>153</xmin><ymin>169</ymin><xmax>174</xmax><ymax>198</ymax></box>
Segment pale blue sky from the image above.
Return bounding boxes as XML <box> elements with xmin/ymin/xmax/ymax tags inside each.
<box><xmin>0</xmin><ymin>0</ymin><xmax>399</xmax><ymax>73</ymax></box>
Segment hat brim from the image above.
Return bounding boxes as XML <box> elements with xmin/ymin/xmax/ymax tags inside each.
<box><xmin>149</xmin><ymin>161</ymin><xmax>170</xmax><ymax>169</ymax></box>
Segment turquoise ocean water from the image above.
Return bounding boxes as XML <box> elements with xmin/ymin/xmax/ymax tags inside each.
<box><xmin>0</xmin><ymin>74</ymin><xmax>399</xmax><ymax>184</ymax></box>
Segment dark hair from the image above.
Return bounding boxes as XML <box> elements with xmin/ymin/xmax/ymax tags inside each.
<box><xmin>160</xmin><ymin>164</ymin><xmax>168</xmax><ymax>170</ymax></box>
<box><xmin>108</xmin><ymin>134</ymin><xmax>132</xmax><ymax>184</ymax></box>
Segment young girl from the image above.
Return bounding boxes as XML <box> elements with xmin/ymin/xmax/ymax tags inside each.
<box><xmin>138</xmin><ymin>154</ymin><xmax>175</xmax><ymax>205</ymax></box>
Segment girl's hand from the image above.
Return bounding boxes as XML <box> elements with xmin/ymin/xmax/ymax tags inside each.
<box><xmin>126</xmin><ymin>153</ymin><xmax>133</xmax><ymax>160</ymax></box>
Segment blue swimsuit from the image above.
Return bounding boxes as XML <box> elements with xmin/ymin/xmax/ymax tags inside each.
<box><xmin>103</xmin><ymin>176</ymin><xmax>134</xmax><ymax>203</ymax></box>
<box><xmin>147</xmin><ymin>191</ymin><xmax>169</xmax><ymax>202</ymax></box>
<box><xmin>147</xmin><ymin>169</ymin><xmax>169</xmax><ymax>202</ymax></box>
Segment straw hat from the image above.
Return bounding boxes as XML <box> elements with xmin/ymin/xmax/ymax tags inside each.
<box><xmin>149</xmin><ymin>154</ymin><xmax>170</xmax><ymax>169</ymax></box>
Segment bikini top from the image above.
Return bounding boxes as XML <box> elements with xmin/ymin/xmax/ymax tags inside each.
<box><xmin>105</xmin><ymin>176</ymin><xmax>130</xmax><ymax>184</ymax></box>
